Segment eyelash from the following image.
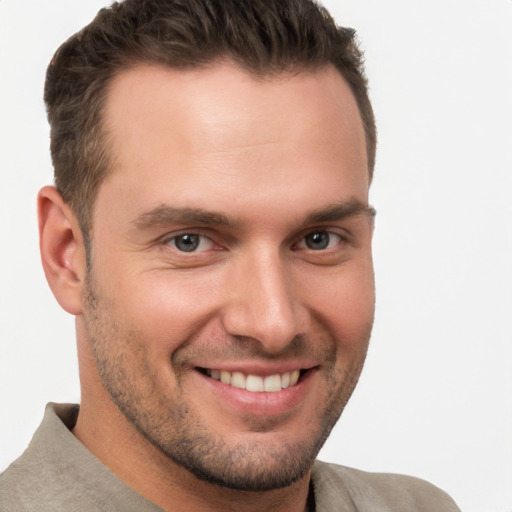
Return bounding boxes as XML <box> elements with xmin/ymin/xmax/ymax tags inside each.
<box><xmin>294</xmin><ymin>231</ymin><xmax>344</xmax><ymax>251</ymax></box>
<box><xmin>163</xmin><ymin>232</ymin><xmax>217</xmax><ymax>253</ymax></box>
<box><xmin>162</xmin><ymin>229</ymin><xmax>347</xmax><ymax>254</ymax></box>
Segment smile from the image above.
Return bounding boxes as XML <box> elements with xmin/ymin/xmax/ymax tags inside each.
<box><xmin>203</xmin><ymin>369</ymin><xmax>301</xmax><ymax>393</ymax></box>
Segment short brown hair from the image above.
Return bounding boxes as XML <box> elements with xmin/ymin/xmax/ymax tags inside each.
<box><xmin>45</xmin><ymin>0</ymin><xmax>376</xmax><ymax>240</ymax></box>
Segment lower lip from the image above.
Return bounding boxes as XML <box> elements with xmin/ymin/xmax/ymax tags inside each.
<box><xmin>195</xmin><ymin>369</ymin><xmax>315</xmax><ymax>417</ymax></box>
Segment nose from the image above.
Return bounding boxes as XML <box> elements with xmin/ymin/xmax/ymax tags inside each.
<box><xmin>220</xmin><ymin>246</ymin><xmax>308</xmax><ymax>353</ymax></box>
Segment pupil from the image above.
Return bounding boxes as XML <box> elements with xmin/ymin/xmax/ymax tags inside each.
<box><xmin>175</xmin><ymin>234</ymin><xmax>199</xmax><ymax>252</ymax></box>
<box><xmin>306</xmin><ymin>231</ymin><xmax>329</xmax><ymax>250</ymax></box>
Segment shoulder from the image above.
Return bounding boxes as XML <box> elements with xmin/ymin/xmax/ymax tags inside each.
<box><xmin>0</xmin><ymin>458</ymin><xmax>48</xmax><ymax>512</ymax></box>
<box><xmin>0</xmin><ymin>403</ymin><xmax>101</xmax><ymax>512</ymax></box>
<box><xmin>1</xmin><ymin>403</ymin><xmax>163</xmax><ymax>512</ymax></box>
<box><xmin>312</xmin><ymin>460</ymin><xmax>461</xmax><ymax>512</ymax></box>
<box><xmin>0</xmin><ymin>453</ymin><xmax>81</xmax><ymax>512</ymax></box>
<box><xmin>0</xmin><ymin>441</ymin><xmax>102</xmax><ymax>512</ymax></box>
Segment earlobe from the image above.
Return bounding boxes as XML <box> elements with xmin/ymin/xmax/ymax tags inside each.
<box><xmin>38</xmin><ymin>186</ymin><xmax>87</xmax><ymax>315</ymax></box>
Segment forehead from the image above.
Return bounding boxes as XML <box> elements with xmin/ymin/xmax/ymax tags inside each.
<box><xmin>98</xmin><ymin>62</ymin><xmax>369</xmax><ymax>223</ymax></box>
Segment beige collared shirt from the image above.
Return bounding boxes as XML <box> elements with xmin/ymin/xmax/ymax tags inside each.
<box><xmin>0</xmin><ymin>403</ymin><xmax>460</xmax><ymax>511</ymax></box>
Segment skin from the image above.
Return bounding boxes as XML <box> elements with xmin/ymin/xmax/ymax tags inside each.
<box><xmin>39</xmin><ymin>62</ymin><xmax>375</xmax><ymax>512</ymax></box>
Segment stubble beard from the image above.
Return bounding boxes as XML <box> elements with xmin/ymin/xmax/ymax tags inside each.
<box><xmin>82</xmin><ymin>277</ymin><xmax>370</xmax><ymax>492</ymax></box>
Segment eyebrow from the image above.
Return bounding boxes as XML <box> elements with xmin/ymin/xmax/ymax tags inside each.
<box><xmin>131</xmin><ymin>199</ymin><xmax>375</xmax><ymax>231</ymax></box>
<box><xmin>303</xmin><ymin>200</ymin><xmax>376</xmax><ymax>224</ymax></box>
<box><xmin>132</xmin><ymin>205</ymin><xmax>240</xmax><ymax>230</ymax></box>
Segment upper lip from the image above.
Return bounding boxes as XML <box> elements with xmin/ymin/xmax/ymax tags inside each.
<box><xmin>195</xmin><ymin>361</ymin><xmax>318</xmax><ymax>377</ymax></box>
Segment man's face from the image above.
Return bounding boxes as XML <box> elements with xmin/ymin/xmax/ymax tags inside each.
<box><xmin>81</xmin><ymin>63</ymin><xmax>375</xmax><ymax>491</ymax></box>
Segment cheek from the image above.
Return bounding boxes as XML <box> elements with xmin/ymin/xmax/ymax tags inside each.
<box><xmin>109</xmin><ymin>271</ymin><xmax>223</xmax><ymax>353</ymax></box>
<box><xmin>305</xmin><ymin>264</ymin><xmax>375</xmax><ymax>347</ymax></box>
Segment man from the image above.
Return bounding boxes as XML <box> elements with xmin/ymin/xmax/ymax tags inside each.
<box><xmin>0</xmin><ymin>0</ymin><xmax>460</xmax><ymax>510</ymax></box>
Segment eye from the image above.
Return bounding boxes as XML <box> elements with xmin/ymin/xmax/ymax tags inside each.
<box><xmin>167</xmin><ymin>234</ymin><xmax>214</xmax><ymax>252</ymax></box>
<box><xmin>298</xmin><ymin>231</ymin><xmax>342</xmax><ymax>251</ymax></box>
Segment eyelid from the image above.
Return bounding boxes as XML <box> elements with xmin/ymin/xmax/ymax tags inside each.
<box><xmin>157</xmin><ymin>226</ymin><xmax>351</xmax><ymax>253</ymax></box>
<box><xmin>293</xmin><ymin>227</ymin><xmax>349</xmax><ymax>249</ymax></box>
<box><xmin>303</xmin><ymin>231</ymin><xmax>341</xmax><ymax>248</ymax></box>
<box><xmin>161</xmin><ymin>230</ymin><xmax>219</xmax><ymax>252</ymax></box>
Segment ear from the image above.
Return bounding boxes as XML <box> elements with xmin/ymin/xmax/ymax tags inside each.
<box><xmin>38</xmin><ymin>186</ymin><xmax>87</xmax><ymax>315</ymax></box>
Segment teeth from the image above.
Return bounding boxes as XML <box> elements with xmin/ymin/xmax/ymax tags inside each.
<box><xmin>246</xmin><ymin>375</ymin><xmax>264</xmax><ymax>392</ymax></box>
<box><xmin>264</xmin><ymin>374</ymin><xmax>281</xmax><ymax>392</ymax></box>
<box><xmin>207</xmin><ymin>369</ymin><xmax>302</xmax><ymax>393</ymax></box>
<box><xmin>230</xmin><ymin>371</ymin><xmax>246</xmax><ymax>390</ymax></box>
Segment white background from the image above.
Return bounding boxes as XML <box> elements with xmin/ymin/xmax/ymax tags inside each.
<box><xmin>1</xmin><ymin>1</ymin><xmax>511</xmax><ymax>511</ymax></box>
